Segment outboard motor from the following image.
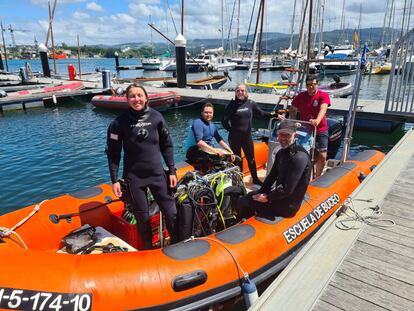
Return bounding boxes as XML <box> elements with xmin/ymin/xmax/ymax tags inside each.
<box><xmin>327</xmin><ymin>118</ymin><xmax>343</xmax><ymax>159</ymax></box>
<box><xmin>0</xmin><ymin>90</ymin><xmax>7</xmax><ymax>98</ymax></box>
<box><xmin>115</xmin><ymin>86</ymin><xmax>124</xmax><ymax>96</ymax></box>
<box><xmin>333</xmin><ymin>74</ymin><xmax>341</xmax><ymax>84</ymax></box>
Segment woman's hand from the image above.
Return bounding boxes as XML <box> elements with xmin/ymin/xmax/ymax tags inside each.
<box><xmin>112</xmin><ymin>182</ymin><xmax>122</xmax><ymax>197</ymax></box>
<box><xmin>252</xmin><ymin>193</ymin><xmax>268</xmax><ymax>203</ymax></box>
<box><xmin>169</xmin><ymin>175</ymin><xmax>178</xmax><ymax>188</ymax></box>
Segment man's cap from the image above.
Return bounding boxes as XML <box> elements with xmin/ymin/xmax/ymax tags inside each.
<box><xmin>278</xmin><ymin>120</ymin><xmax>297</xmax><ymax>134</ymax></box>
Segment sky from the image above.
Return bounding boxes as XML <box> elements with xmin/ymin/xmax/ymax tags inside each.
<box><xmin>0</xmin><ymin>0</ymin><xmax>411</xmax><ymax>46</ymax></box>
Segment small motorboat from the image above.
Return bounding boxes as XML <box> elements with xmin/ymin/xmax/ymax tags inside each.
<box><xmin>0</xmin><ymin>131</ymin><xmax>384</xmax><ymax>310</ymax></box>
<box><xmin>90</xmin><ymin>91</ymin><xmax>181</xmax><ymax>111</ymax></box>
<box><xmin>163</xmin><ymin>75</ymin><xmax>228</xmax><ymax>90</ymax></box>
<box><xmin>2</xmin><ymin>81</ymin><xmax>85</xmax><ymax>98</ymax></box>
<box><xmin>297</xmin><ymin>75</ymin><xmax>354</xmax><ymax>98</ymax></box>
<box><xmin>246</xmin><ymin>80</ymin><xmax>291</xmax><ymax>94</ymax></box>
<box><xmin>141</xmin><ymin>57</ymin><xmax>161</xmax><ymax>70</ymax></box>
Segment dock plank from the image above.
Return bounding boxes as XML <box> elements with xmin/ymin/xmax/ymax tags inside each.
<box><xmin>352</xmin><ymin>241</ymin><xmax>414</xmax><ymax>272</ymax></box>
<box><xmin>346</xmin><ymin>247</ymin><xmax>414</xmax><ymax>286</ymax></box>
<box><xmin>381</xmin><ymin>212</ymin><xmax>414</xmax><ymax>230</ymax></box>
<box><xmin>318</xmin><ymin>284</ymin><xmax>388</xmax><ymax>311</ymax></box>
<box><xmin>385</xmin><ymin>186</ymin><xmax>414</xmax><ymax>201</ymax></box>
<box><xmin>329</xmin><ymin>273</ymin><xmax>414</xmax><ymax>311</ymax></box>
<box><xmin>379</xmin><ymin>196</ymin><xmax>414</xmax><ymax>220</ymax></box>
<box><xmin>357</xmin><ymin>233</ymin><xmax>414</xmax><ymax>259</ymax></box>
<box><xmin>359</xmin><ymin>225</ymin><xmax>414</xmax><ymax>247</ymax></box>
<box><xmin>338</xmin><ymin>260</ymin><xmax>414</xmax><ymax>301</ymax></box>
<box><xmin>311</xmin><ymin>300</ymin><xmax>345</xmax><ymax>311</ymax></box>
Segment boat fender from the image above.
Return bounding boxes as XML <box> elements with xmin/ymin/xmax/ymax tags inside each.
<box><xmin>242</xmin><ymin>277</ymin><xmax>258</xmax><ymax>308</ymax></box>
<box><xmin>0</xmin><ymin>90</ymin><xmax>7</xmax><ymax>98</ymax></box>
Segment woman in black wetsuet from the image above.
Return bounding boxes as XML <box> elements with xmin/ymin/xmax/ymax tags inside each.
<box><xmin>106</xmin><ymin>84</ymin><xmax>178</xmax><ymax>249</ymax></box>
<box><xmin>222</xmin><ymin>83</ymin><xmax>271</xmax><ymax>186</ymax></box>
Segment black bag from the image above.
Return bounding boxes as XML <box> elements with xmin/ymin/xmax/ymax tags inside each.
<box><xmin>62</xmin><ymin>224</ymin><xmax>97</xmax><ymax>254</ymax></box>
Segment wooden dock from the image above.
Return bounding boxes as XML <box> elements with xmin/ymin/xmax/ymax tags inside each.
<box><xmin>250</xmin><ymin>128</ymin><xmax>414</xmax><ymax>311</ymax></box>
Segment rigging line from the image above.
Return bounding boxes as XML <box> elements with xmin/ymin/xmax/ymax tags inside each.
<box><xmin>166</xmin><ymin>0</ymin><xmax>178</xmax><ymax>36</ymax></box>
<box><xmin>243</xmin><ymin>0</ymin><xmax>257</xmax><ymax>57</ymax></box>
<box><xmin>224</xmin><ymin>0</ymin><xmax>238</xmax><ymax>54</ymax></box>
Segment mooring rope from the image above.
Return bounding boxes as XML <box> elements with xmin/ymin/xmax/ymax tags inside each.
<box><xmin>0</xmin><ymin>200</ymin><xmax>47</xmax><ymax>249</ymax></box>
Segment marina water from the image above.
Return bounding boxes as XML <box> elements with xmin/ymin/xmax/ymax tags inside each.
<box><xmin>0</xmin><ymin>58</ymin><xmax>409</xmax><ymax>214</ymax></box>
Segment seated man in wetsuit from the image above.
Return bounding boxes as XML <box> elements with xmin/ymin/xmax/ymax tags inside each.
<box><xmin>238</xmin><ymin>120</ymin><xmax>312</xmax><ymax>219</ymax></box>
<box><xmin>186</xmin><ymin>102</ymin><xmax>234</xmax><ymax>170</ymax></box>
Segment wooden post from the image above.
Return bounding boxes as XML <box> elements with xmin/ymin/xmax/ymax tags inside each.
<box><xmin>48</xmin><ymin>1</ymin><xmax>57</xmax><ymax>75</ymax></box>
<box><xmin>0</xmin><ymin>22</ymin><xmax>9</xmax><ymax>72</ymax></box>
<box><xmin>77</xmin><ymin>34</ymin><xmax>82</xmax><ymax>79</ymax></box>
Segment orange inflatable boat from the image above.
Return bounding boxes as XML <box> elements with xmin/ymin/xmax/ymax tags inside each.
<box><xmin>0</xmin><ymin>142</ymin><xmax>384</xmax><ymax>311</ymax></box>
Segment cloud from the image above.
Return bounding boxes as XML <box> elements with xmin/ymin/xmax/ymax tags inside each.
<box><xmin>129</xmin><ymin>3</ymin><xmax>165</xmax><ymax>19</ymax></box>
<box><xmin>109</xmin><ymin>13</ymin><xmax>137</xmax><ymax>24</ymax></box>
<box><xmin>72</xmin><ymin>11</ymin><xmax>91</xmax><ymax>20</ymax></box>
<box><xmin>86</xmin><ymin>2</ymin><xmax>103</xmax><ymax>12</ymax></box>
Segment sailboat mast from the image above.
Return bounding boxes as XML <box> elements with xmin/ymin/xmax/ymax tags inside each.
<box><xmin>256</xmin><ymin>0</ymin><xmax>265</xmax><ymax>84</ymax></box>
<box><xmin>246</xmin><ymin>0</ymin><xmax>262</xmax><ymax>82</ymax></box>
<box><xmin>181</xmin><ymin>0</ymin><xmax>184</xmax><ymax>35</ymax></box>
<box><xmin>306</xmin><ymin>0</ymin><xmax>313</xmax><ymax>75</ymax></box>
<box><xmin>296</xmin><ymin>0</ymin><xmax>309</xmax><ymax>57</ymax></box>
<box><xmin>149</xmin><ymin>15</ymin><xmax>154</xmax><ymax>55</ymax></box>
<box><xmin>236</xmin><ymin>0</ymin><xmax>240</xmax><ymax>56</ymax></box>
<box><xmin>221</xmin><ymin>0</ymin><xmax>224</xmax><ymax>48</ymax></box>
<box><xmin>319</xmin><ymin>0</ymin><xmax>326</xmax><ymax>54</ymax></box>
<box><xmin>289</xmin><ymin>0</ymin><xmax>297</xmax><ymax>50</ymax></box>
<box><xmin>340</xmin><ymin>0</ymin><xmax>346</xmax><ymax>43</ymax></box>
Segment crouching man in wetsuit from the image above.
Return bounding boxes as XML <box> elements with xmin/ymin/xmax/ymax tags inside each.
<box><xmin>186</xmin><ymin>102</ymin><xmax>234</xmax><ymax>171</ymax></box>
<box><xmin>238</xmin><ymin>120</ymin><xmax>312</xmax><ymax>219</ymax></box>
<box><xmin>106</xmin><ymin>83</ymin><xmax>178</xmax><ymax>249</ymax></box>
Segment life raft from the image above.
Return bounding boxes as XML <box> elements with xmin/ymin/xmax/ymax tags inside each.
<box><xmin>91</xmin><ymin>91</ymin><xmax>181</xmax><ymax>111</ymax></box>
<box><xmin>0</xmin><ymin>142</ymin><xmax>384</xmax><ymax>311</ymax></box>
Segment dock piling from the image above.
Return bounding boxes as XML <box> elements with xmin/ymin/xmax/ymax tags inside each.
<box><xmin>102</xmin><ymin>70</ymin><xmax>111</xmax><ymax>90</ymax></box>
<box><xmin>114</xmin><ymin>52</ymin><xmax>120</xmax><ymax>69</ymax></box>
<box><xmin>38</xmin><ymin>43</ymin><xmax>51</xmax><ymax>78</ymax></box>
<box><xmin>175</xmin><ymin>34</ymin><xmax>187</xmax><ymax>88</ymax></box>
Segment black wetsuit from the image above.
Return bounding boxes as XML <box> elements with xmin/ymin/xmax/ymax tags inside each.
<box><xmin>222</xmin><ymin>98</ymin><xmax>270</xmax><ymax>182</ymax></box>
<box><xmin>106</xmin><ymin>106</ymin><xmax>177</xmax><ymax>249</ymax></box>
<box><xmin>239</xmin><ymin>143</ymin><xmax>311</xmax><ymax>218</ymax></box>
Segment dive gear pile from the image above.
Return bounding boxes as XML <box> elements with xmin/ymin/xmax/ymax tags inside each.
<box><xmin>176</xmin><ymin>161</ymin><xmax>246</xmax><ymax>241</ymax></box>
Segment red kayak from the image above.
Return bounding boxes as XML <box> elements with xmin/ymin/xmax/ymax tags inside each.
<box><xmin>91</xmin><ymin>91</ymin><xmax>181</xmax><ymax>111</ymax></box>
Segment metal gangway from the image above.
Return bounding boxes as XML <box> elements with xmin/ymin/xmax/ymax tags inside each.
<box><xmin>385</xmin><ymin>28</ymin><xmax>414</xmax><ymax>116</ymax></box>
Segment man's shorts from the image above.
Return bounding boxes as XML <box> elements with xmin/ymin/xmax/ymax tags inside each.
<box><xmin>315</xmin><ymin>131</ymin><xmax>329</xmax><ymax>153</ymax></box>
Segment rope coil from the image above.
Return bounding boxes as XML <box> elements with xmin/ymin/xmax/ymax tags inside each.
<box><xmin>0</xmin><ymin>200</ymin><xmax>47</xmax><ymax>249</ymax></box>
<box><xmin>335</xmin><ymin>198</ymin><xmax>395</xmax><ymax>230</ymax></box>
